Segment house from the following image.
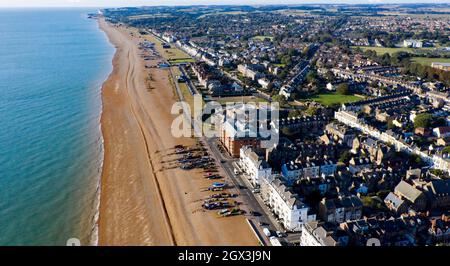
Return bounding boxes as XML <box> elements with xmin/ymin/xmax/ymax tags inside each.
<box><xmin>433</xmin><ymin>127</ymin><xmax>450</xmax><ymax>138</ymax></box>
<box><xmin>325</xmin><ymin>122</ymin><xmax>356</xmax><ymax>147</ymax></box>
<box><xmin>349</xmin><ymin>157</ymin><xmax>372</xmax><ymax>174</ymax></box>
<box><xmin>260</xmin><ymin>177</ymin><xmax>316</xmax><ymax>231</ymax></box>
<box><xmin>274</xmin><ymin>115</ymin><xmax>329</xmax><ymax>136</ymax></box>
<box><xmin>384</xmin><ymin>192</ymin><xmax>409</xmax><ymax>214</ymax></box>
<box><xmin>237</xmin><ymin>64</ymin><xmax>264</xmax><ymax>80</ymax></box>
<box><xmin>403</xmin><ymin>39</ymin><xmax>423</xmax><ymax>48</ymax></box>
<box><xmin>424</xmin><ymin>179</ymin><xmax>450</xmax><ymax>209</ymax></box>
<box><xmin>394</xmin><ymin>181</ymin><xmax>427</xmax><ymax>212</ymax></box>
<box><xmin>428</xmin><ymin>215</ymin><xmax>450</xmax><ymax>243</ymax></box>
<box><xmin>340</xmin><ymin>216</ymin><xmax>420</xmax><ymax>246</ymax></box>
<box><xmin>281</xmin><ymin>158</ymin><xmax>337</xmax><ymax>184</ymax></box>
<box><xmin>300</xmin><ymin>222</ymin><xmax>349</xmax><ymax>246</ymax></box>
<box><xmin>216</xmin><ymin>103</ymin><xmax>273</xmax><ymax>157</ymax></box>
<box><xmin>415</xmin><ymin>127</ymin><xmax>431</xmax><ymax>137</ymax></box>
<box><xmin>258</xmin><ymin>78</ymin><xmax>270</xmax><ymax>89</ymax></box>
<box><xmin>279</xmin><ymin>85</ymin><xmax>293</xmax><ymax>99</ymax></box>
<box><xmin>239</xmin><ymin>146</ymin><xmax>272</xmax><ymax>187</ymax></box>
<box><xmin>436</xmin><ymin>137</ymin><xmax>450</xmax><ymax>147</ymax></box>
<box><xmin>431</xmin><ymin>62</ymin><xmax>450</xmax><ymax>72</ymax></box>
<box><xmin>318</xmin><ymin>195</ymin><xmax>363</xmax><ymax>223</ymax></box>
<box><xmin>326</xmin><ymin>83</ymin><xmax>335</xmax><ymax>91</ymax></box>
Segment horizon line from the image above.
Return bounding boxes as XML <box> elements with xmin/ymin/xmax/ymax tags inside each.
<box><xmin>1</xmin><ymin>2</ymin><xmax>449</xmax><ymax>9</ymax></box>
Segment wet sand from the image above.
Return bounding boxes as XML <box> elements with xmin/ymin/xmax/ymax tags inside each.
<box><xmin>98</xmin><ymin>19</ymin><xmax>258</xmax><ymax>246</ymax></box>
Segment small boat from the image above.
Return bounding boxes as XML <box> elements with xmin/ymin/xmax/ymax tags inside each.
<box><xmin>212</xmin><ymin>182</ymin><xmax>226</xmax><ymax>188</ymax></box>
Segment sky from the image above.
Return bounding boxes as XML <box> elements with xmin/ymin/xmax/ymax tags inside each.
<box><xmin>0</xmin><ymin>0</ymin><xmax>448</xmax><ymax>8</ymax></box>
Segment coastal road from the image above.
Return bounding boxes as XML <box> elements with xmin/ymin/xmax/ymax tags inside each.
<box><xmin>169</xmin><ymin>67</ymin><xmax>278</xmax><ymax>245</ymax></box>
<box><xmin>170</xmin><ymin>65</ymin><xmax>293</xmax><ymax>245</ymax></box>
<box><xmin>205</xmin><ymin>137</ymin><xmax>296</xmax><ymax>245</ymax></box>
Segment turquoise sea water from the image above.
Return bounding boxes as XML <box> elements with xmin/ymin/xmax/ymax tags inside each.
<box><xmin>0</xmin><ymin>9</ymin><xmax>114</xmax><ymax>245</ymax></box>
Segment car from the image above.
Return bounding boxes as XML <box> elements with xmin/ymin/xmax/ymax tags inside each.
<box><xmin>250</xmin><ymin>211</ymin><xmax>262</xmax><ymax>217</ymax></box>
<box><xmin>262</xmin><ymin>227</ymin><xmax>271</xmax><ymax>237</ymax></box>
<box><xmin>252</xmin><ymin>188</ymin><xmax>260</xmax><ymax>194</ymax></box>
<box><xmin>220</xmin><ymin>160</ymin><xmax>226</xmax><ymax>163</ymax></box>
<box><xmin>276</xmin><ymin>231</ymin><xmax>284</xmax><ymax>238</ymax></box>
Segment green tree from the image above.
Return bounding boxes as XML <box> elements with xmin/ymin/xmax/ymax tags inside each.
<box><xmin>306</xmin><ymin>70</ymin><xmax>318</xmax><ymax>85</ymax></box>
<box><xmin>442</xmin><ymin>146</ymin><xmax>450</xmax><ymax>154</ymax></box>
<box><xmin>305</xmin><ymin>106</ymin><xmax>318</xmax><ymax>116</ymax></box>
<box><xmin>272</xmin><ymin>94</ymin><xmax>288</xmax><ymax>106</ymax></box>
<box><xmin>337</xmin><ymin>83</ymin><xmax>350</xmax><ymax>95</ymax></box>
<box><xmin>339</xmin><ymin>151</ymin><xmax>352</xmax><ymax>163</ymax></box>
<box><xmin>414</xmin><ymin>113</ymin><xmax>433</xmax><ymax>128</ymax></box>
<box><xmin>288</xmin><ymin>109</ymin><xmax>302</xmax><ymax>118</ymax></box>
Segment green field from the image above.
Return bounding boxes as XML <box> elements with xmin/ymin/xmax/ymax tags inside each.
<box><xmin>168</xmin><ymin>58</ymin><xmax>196</xmax><ymax>64</ymax></box>
<box><xmin>351</xmin><ymin>46</ymin><xmax>434</xmax><ymax>55</ymax></box>
<box><xmin>143</xmin><ymin>33</ymin><xmax>192</xmax><ymax>62</ymax></box>
<box><xmin>212</xmin><ymin>96</ymin><xmax>269</xmax><ymax>106</ymax></box>
<box><xmin>128</xmin><ymin>14</ymin><xmax>173</xmax><ymax>20</ymax></box>
<box><xmin>198</xmin><ymin>11</ymin><xmax>248</xmax><ymax>19</ymax></box>
<box><xmin>411</xmin><ymin>57</ymin><xmax>450</xmax><ymax>66</ymax></box>
<box><xmin>273</xmin><ymin>63</ymin><xmax>286</xmax><ymax>68</ymax></box>
<box><xmin>306</xmin><ymin>93</ymin><xmax>362</xmax><ymax>107</ymax></box>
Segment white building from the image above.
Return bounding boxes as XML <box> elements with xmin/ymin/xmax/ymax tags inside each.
<box><xmin>432</xmin><ymin>127</ymin><xmax>450</xmax><ymax>138</ymax></box>
<box><xmin>300</xmin><ymin>222</ymin><xmax>347</xmax><ymax>246</ymax></box>
<box><xmin>260</xmin><ymin>177</ymin><xmax>315</xmax><ymax>231</ymax></box>
<box><xmin>403</xmin><ymin>39</ymin><xmax>423</xmax><ymax>48</ymax></box>
<box><xmin>258</xmin><ymin>78</ymin><xmax>271</xmax><ymax>89</ymax></box>
<box><xmin>239</xmin><ymin>146</ymin><xmax>272</xmax><ymax>187</ymax></box>
<box><xmin>281</xmin><ymin>159</ymin><xmax>337</xmax><ymax>184</ymax></box>
<box><xmin>279</xmin><ymin>85</ymin><xmax>293</xmax><ymax>99</ymax></box>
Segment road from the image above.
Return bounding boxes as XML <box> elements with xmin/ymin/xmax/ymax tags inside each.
<box><xmin>206</xmin><ymin>137</ymin><xmax>296</xmax><ymax>245</ymax></box>
<box><xmin>170</xmin><ymin>66</ymin><xmax>295</xmax><ymax>245</ymax></box>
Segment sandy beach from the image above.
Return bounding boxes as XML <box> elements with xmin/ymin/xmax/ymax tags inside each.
<box><xmin>98</xmin><ymin>19</ymin><xmax>258</xmax><ymax>246</ymax></box>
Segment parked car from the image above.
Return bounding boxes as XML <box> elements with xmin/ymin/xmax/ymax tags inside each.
<box><xmin>270</xmin><ymin>236</ymin><xmax>282</xmax><ymax>246</ymax></box>
<box><xmin>262</xmin><ymin>227</ymin><xmax>271</xmax><ymax>237</ymax></box>
<box><xmin>276</xmin><ymin>231</ymin><xmax>284</xmax><ymax>238</ymax></box>
<box><xmin>250</xmin><ymin>211</ymin><xmax>262</xmax><ymax>217</ymax></box>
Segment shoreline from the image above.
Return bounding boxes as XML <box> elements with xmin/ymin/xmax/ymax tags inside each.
<box><xmin>98</xmin><ymin>19</ymin><xmax>176</xmax><ymax>245</ymax></box>
<box><xmin>97</xmin><ymin>19</ymin><xmax>258</xmax><ymax>246</ymax></box>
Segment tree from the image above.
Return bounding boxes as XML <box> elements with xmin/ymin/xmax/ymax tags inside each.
<box><xmin>414</xmin><ymin>113</ymin><xmax>433</xmax><ymax>129</ymax></box>
<box><xmin>306</xmin><ymin>70</ymin><xmax>318</xmax><ymax>85</ymax></box>
<box><xmin>337</xmin><ymin>83</ymin><xmax>350</xmax><ymax>95</ymax></box>
<box><xmin>339</xmin><ymin>151</ymin><xmax>352</xmax><ymax>163</ymax></box>
<box><xmin>272</xmin><ymin>95</ymin><xmax>288</xmax><ymax>106</ymax></box>
<box><xmin>288</xmin><ymin>109</ymin><xmax>302</xmax><ymax>118</ymax></box>
<box><xmin>281</xmin><ymin>126</ymin><xmax>299</xmax><ymax>137</ymax></box>
<box><xmin>442</xmin><ymin>146</ymin><xmax>450</xmax><ymax>154</ymax></box>
<box><xmin>305</xmin><ymin>106</ymin><xmax>318</xmax><ymax>116</ymax></box>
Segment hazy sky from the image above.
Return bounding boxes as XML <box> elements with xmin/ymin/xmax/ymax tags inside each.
<box><xmin>0</xmin><ymin>0</ymin><xmax>448</xmax><ymax>8</ymax></box>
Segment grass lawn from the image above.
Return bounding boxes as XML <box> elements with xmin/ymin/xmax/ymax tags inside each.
<box><xmin>168</xmin><ymin>58</ymin><xmax>196</xmax><ymax>64</ymax></box>
<box><xmin>211</xmin><ymin>96</ymin><xmax>269</xmax><ymax>106</ymax></box>
<box><xmin>128</xmin><ymin>14</ymin><xmax>173</xmax><ymax>20</ymax></box>
<box><xmin>306</xmin><ymin>93</ymin><xmax>362</xmax><ymax>107</ymax></box>
<box><xmin>411</xmin><ymin>57</ymin><xmax>450</xmax><ymax>66</ymax></box>
<box><xmin>143</xmin><ymin>33</ymin><xmax>192</xmax><ymax>62</ymax></box>
<box><xmin>351</xmin><ymin>46</ymin><xmax>434</xmax><ymax>55</ymax></box>
<box><xmin>274</xmin><ymin>63</ymin><xmax>286</xmax><ymax>68</ymax></box>
<box><xmin>171</xmin><ymin>67</ymin><xmax>204</xmax><ymax>114</ymax></box>
<box><xmin>198</xmin><ymin>11</ymin><xmax>248</xmax><ymax>19</ymax></box>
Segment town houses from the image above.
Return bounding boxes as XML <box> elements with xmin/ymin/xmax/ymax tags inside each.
<box><xmin>105</xmin><ymin>4</ymin><xmax>450</xmax><ymax>246</ymax></box>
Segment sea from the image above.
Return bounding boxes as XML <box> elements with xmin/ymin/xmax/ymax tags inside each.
<box><xmin>0</xmin><ymin>9</ymin><xmax>115</xmax><ymax>245</ymax></box>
